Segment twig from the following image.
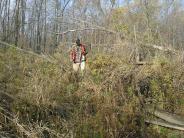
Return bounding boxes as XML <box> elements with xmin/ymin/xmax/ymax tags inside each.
<box><xmin>0</xmin><ymin>110</ymin><xmax>32</xmax><ymax>137</ymax></box>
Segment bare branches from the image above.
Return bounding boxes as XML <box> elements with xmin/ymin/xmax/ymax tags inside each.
<box><xmin>0</xmin><ymin>106</ymin><xmax>32</xmax><ymax>137</ymax></box>
<box><xmin>55</xmin><ymin>27</ymin><xmax>117</xmax><ymax>35</ymax></box>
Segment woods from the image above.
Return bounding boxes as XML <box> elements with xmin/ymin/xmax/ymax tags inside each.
<box><xmin>1</xmin><ymin>0</ymin><xmax>184</xmax><ymax>52</ymax></box>
<box><xmin>1</xmin><ymin>0</ymin><xmax>184</xmax><ymax>138</ymax></box>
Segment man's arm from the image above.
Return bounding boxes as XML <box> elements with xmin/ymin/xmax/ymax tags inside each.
<box><xmin>70</xmin><ymin>45</ymin><xmax>75</xmax><ymax>62</ymax></box>
<box><xmin>82</xmin><ymin>45</ymin><xmax>88</xmax><ymax>55</ymax></box>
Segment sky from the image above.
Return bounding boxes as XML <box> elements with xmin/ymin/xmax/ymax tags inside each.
<box><xmin>9</xmin><ymin>0</ymin><xmax>184</xmax><ymax>12</ymax></box>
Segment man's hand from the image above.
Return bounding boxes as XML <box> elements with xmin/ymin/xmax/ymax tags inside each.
<box><xmin>70</xmin><ymin>58</ymin><xmax>73</xmax><ymax>62</ymax></box>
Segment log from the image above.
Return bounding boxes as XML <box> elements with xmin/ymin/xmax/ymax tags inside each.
<box><xmin>0</xmin><ymin>41</ymin><xmax>55</xmax><ymax>63</ymax></box>
<box><xmin>145</xmin><ymin>119</ymin><xmax>184</xmax><ymax>131</ymax></box>
<box><xmin>142</xmin><ymin>43</ymin><xmax>178</xmax><ymax>54</ymax></box>
<box><xmin>146</xmin><ymin>108</ymin><xmax>184</xmax><ymax>126</ymax></box>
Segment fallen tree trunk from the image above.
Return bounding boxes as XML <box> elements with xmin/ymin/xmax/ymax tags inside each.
<box><xmin>146</xmin><ymin>108</ymin><xmax>184</xmax><ymax>126</ymax></box>
<box><xmin>142</xmin><ymin>43</ymin><xmax>179</xmax><ymax>55</ymax></box>
<box><xmin>0</xmin><ymin>41</ymin><xmax>54</xmax><ymax>63</ymax></box>
<box><xmin>145</xmin><ymin>119</ymin><xmax>184</xmax><ymax>131</ymax></box>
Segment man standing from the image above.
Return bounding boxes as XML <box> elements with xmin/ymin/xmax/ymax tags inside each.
<box><xmin>70</xmin><ymin>39</ymin><xmax>87</xmax><ymax>73</ymax></box>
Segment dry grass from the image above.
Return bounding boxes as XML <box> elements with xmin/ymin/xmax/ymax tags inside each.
<box><xmin>1</xmin><ymin>44</ymin><xmax>184</xmax><ymax>137</ymax></box>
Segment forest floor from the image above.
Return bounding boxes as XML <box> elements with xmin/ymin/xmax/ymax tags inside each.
<box><xmin>1</xmin><ymin>44</ymin><xmax>184</xmax><ymax>138</ymax></box>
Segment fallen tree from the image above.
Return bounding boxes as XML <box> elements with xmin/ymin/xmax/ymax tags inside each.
<box><xmin>145</xmin><ymin>119</ymin><xmax>184</xmax><ymax>131</ymax></box>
